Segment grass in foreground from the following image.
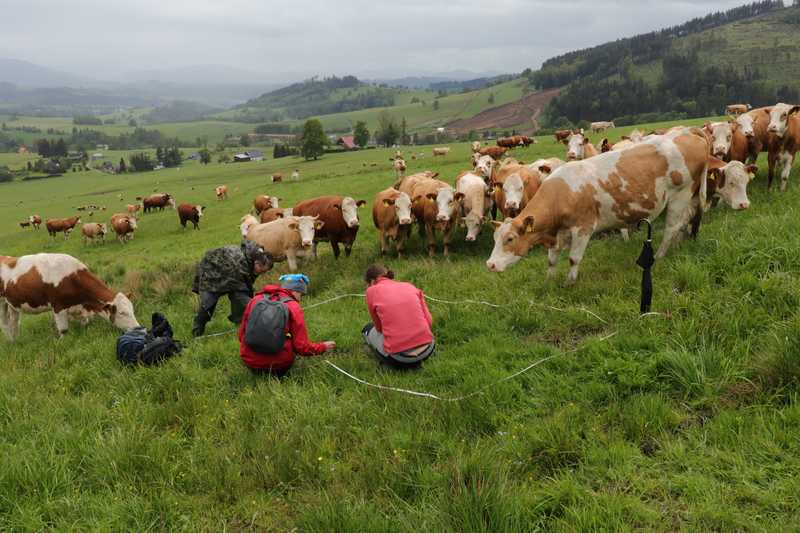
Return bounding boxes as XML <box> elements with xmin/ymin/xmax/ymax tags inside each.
<box><xmin>1</xmin><ymin>121</ymin><xmax>799</xmax><ymax>531</ymax></box>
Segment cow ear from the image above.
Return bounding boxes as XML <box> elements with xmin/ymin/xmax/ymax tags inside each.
<box><xmin>333</xmin><ymin>204</ymin><xmax>341</xmax><ymax>210</ymax></box>
<box><xmin>382</xmin><ymin>199</ymin><xmax>395</xmax><ymax>206</ymax></box>
<box><xmin>583</xmin><ymin>137</ymin><xmax>590</xmax><ymax>145</ymax></box>
<box><xmin>426</xmin><ymin>193</ymin><xmax>437</xmax><ymax>201</ymax></box>
<box><xmin>707</xmin><ymin>156</ymin><xmax>726</xmax><ymax>172</ymax></box>
<box><xmin>520</xmin><ymin>215</ymin><xmax>535</xmax><ymax>234</ymax></box>
<box><xmin>762</xmin><ymin>107</ymin><xmax>772</xmax><ymax>115</ymax></box>
<box><xmin>790</xmin><ymin>105</ymin><xmax>800</xmax><ymax>116</ymax></box>
<box><xmin>431</xmin><ymin>172</ymin><xmax>439</xmax><ymax>179</ymax></box>
<box><xmin>539</xmin><ymin>164</ymin><xmax>551</xmax><ymax>175</ymax></box>
<box><xmin>746</xmin><ymin>164</ymin><xmax>759</xmax><ymax>179</ymax></box>
<box><xmin>288</xmin><ymin>222</ymin><xmax>299</xmax><ymax>230</ymax></box>
<box><xmin>561</xmin><ymin>138</ymin><xmax>569</xmax><ymax>145</ymax></box>
<box><xmin>491</xmin><ymin>220</ymin><xmax>503</xmax><ymax>228</ymax></box>
<box><xmin>356</xmin><ymin>200</ymin><xmax>367</xmax><ymax>207</ymax></box>
<box><xmin>314</xmin><ymin>220</ymin><xmax>325</xmax><ymax>230</ymax></box>
<box><xmin>454</xmin><ymin>192</ymin><xmax>465</xmax><ymax>202</ymax></box>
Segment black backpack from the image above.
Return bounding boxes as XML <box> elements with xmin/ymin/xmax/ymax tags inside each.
<box><xmin>244</xmin><ymin>295</ymin><xmax>292</xmax><ymax>354</ymax></box>
<box><xmin>117</xmin><ymin>313</ymin><xmax>183</xmax><ymax>366</ymax></box>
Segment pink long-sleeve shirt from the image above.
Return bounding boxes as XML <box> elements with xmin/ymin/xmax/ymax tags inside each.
<box><xmin>366</xmin><ymin>277</ymin><xmax>433</xmax><ymax>354</ymax></box>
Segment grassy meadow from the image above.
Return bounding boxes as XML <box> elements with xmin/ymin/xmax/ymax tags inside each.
<box><xmin>2</xmin><ymin>118</ymin><xmax>800</xmax><ymax>531</ymax></box>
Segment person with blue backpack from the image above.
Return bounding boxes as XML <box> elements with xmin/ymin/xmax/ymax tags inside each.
<box><xmin>238</xmin><ymin>274</ymin><xmax>336</xmax><ymax>376</ymax></box>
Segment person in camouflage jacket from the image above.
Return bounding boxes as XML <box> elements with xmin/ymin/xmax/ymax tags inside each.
<box><xmin>192</xmin><ymin>240</ymin><xmax>273</xmax><ymax>337</ymax></box>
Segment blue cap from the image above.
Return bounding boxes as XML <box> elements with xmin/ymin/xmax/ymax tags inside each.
<box><xmin>279</xmin><ymin>274</ymin><xmax>310</xmax><ymax>294</ymax></box>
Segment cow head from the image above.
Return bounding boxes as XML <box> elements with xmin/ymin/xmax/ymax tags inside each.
<box><xmin>99</xmin><ymin>223</ymin><xmax>107</xmax><ymax>235</ymax></box>
<box><xmin>195</xmin><ymin>205</ymin><xmax>204</xmax><ymax>217</ymax></box>
<box><xmin>735</xmin><ymin>113</ymin><xmax>756</xmax><ymax>139</ymax></box>
<box><xmin>564</xmin><ymin>133</ymin><xmax>589</xmax><ymax>161</ymax></box>
<box><xmin>765</xmin><ymin>103</ymin><xmax>800</xmax><ymax>138</ymax></box>
<box><xmin>290</xmin><ymin>216</ymin><xmax>324</xmax><ymax>247</ymax></box>
<box><xmin>474</xmin><ymin>155</ymin><xmax>495</xmax><ymax>179</ymax></box>
<box><xmin>501</xmin><ymin>174</ymin><xmax>525</xmax><ymax>216</ymax></box>
<box><xmin>599</xmin><ymin>138</ymin><xmax>613</xmax><ymax>153</ymax></box>
<box><xmin>240</xmin><ymin>214</ymin><xmax>259</xmax><ymax>238</ymax></box>
<box><xmin>706</xmin><ymin>122</ymin><xmax>734</xmax><ymax>158</ymax></box>
<box><xmin>708</xmin><ymin>159</ymin><xmax>756</xmax><ymax>210</ymax></box>
<box><xmin>429</xmin><ymin>186</ymin><xmax>457</xmax><ymax>223</ymax></box>
<box><xmin>166</xmin><ymin>195</ymin><xmax>176</xmax><ymax>209</ymax></box>
<box><xmin>109</xmin><ymin>292</ymin><xmax>140</xmax><ymax>330</ymax></box>
<box><xmin>462</xmin><ymin>207</ymin><xmax>486</xmax><ymax>243</ymax></box>
<box><xmin>384</xmin><ymin>192</ymin><xmax>413</xmax><ymax>225</ymax></box>
<box><xmin>337</xmin><ymin>197</ymin><xmax>366</xmax><ymax>228</ymax></box>
<box><xmin>486</xmin><ymin>216</ymin><xmax>540</xmax><ymax>272</ymax></box>
<box><xmin>270</xmin><ymin>197</ymin><xmax>281</xmax><ymax>209</ymax></box>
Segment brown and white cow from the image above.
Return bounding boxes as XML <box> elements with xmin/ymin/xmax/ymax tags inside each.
<box><xmin>142</xmin><ymin>193</ymin><xmax>176</xmax><ymax>213</ymax></box>
<box><xmin>391</xmin><ymin>156</ymin><xmax>407</xmax><ymax>178</ymax></box>
<box><xmin>704</xmin><ymin>121</ymin><xmax>739</xmax><ymax>160</ymax></box>
<box><xmin>706</xmin><ymin>161</ymin><xmax>756</xmax><ymax>210</ymax></box>
<box><xmin>110</xmin><ymin>214</ymin><xmax>137</xmax><ymax>243</ymax></box>
<box><xmin>487</xmin><ymin>128</ymin><xmax>716</xmax><ymax>282</ymax></box>
<box><xmin>178</xmin><ymin>203</ymin><xmax>204</xmax><ymax>230</ymax></box>
<box><xmin>490</xmin><ymin>163</ymin><xmax>544</xmax><ymax>219</ymax></box>
<box><xmin>29</xmin><ymin>215</ymin><xmax>42</xmax><ymax>230</ymax></box>
<box><xmin>215</xmin><ymin>185</ymin><xmax>228</xmax><ymax>200</ymax></box>
<box><xmin>455</xmin><ymin>172</ymin><xmax>491</xmax><ymax>242</ymax></box>
<box><xmin>126</xmin><ymin>204</ymin><xmax>141</xmax><ymax>216</ymax></box>
<box><xmin>726</xmin><ymin>104</ymin><xmax>751</xmax><ymax>116</ymax></box>
<box><xmin>403</xmin><ymin>177</ymin><xmax>460</xmax><ymax>256</ymax></box>
<box><xmin>432</xmin><ymin>147</ymin><xmax>451</xmax><ymax>157</ymax></box>
<box><xmin>497</xmin><ymin>136</ymin><xmax>525</xmax><ymax>148</ymax></box>
<box><xmin>272</xmin><ymin>173</ymin><xmax>283</xmax><ymax>183</ymax></box>
<box><xmin>45</xmin><ymin>216</ymin><xmax>81</xmax><ymax>240</ymax></box>
<box><xmin>477</xmin><ymin>146</ymin><xmax>509</xmax><ymax>160</ymax></box>
<box><xmin>0</xmin><ymin>253</ymin><xmax>139</xmax><ymax>339</ymax></box>
<box><xmin>554</xmin><ymin>130</ymin><xmax>572</xmax><ymax>143</ymax></box>
<box><xmin>471</xmin><ymin>141</ymin><xmax>482</xmax><ymax>152</ymax></box>
<box><xmin>293</xmin><ymin>196</ymin><xmax>367</xmax><ymax>258</ymax></box>
<box><xmin>260</xmin><ymin>208</ymin><xmax>291</xmax><ymax>224</ymax></box>
<box><xmin>528</xmin><ymin>158</ymin><xmax>565</xmax><ymax>177</ymax></box>
<box><xmin>245</xmin><ymin>216</ymin><xmax>324</xmax><ymax>272</ymax></box>
<box><xmin>81</xmin><ymin>222</ymin><xmax>107</xmax><ymax>244</ymax></box>
<box><xmin>291</xmin><ymin>169</ymin><xmax>300</xmax><ymax>181</ymax></box>
<box><xmin>591</xmin><ymin>121</ymin><xmax>615</xmax><ymax>133</ymax></box>
<box><xmin>392</xmin><ymin>170</ymin><xmax>439</xmax><ymax>192</ymax></box>
<box><xmin>610</xmin><ymin>129</ymin><xmax>646</xmax><ymax>152</ymax></box>
<box><xmin>253</xmin><ymin>195</ymin><xmax>281</xmax><ymax>215</ymax></box>
<box><xmin>563</xmin><ymin>131</ymin><xmax>600</xmax><ymax>161</ymax></box>
<box><xmin>764</xmin><ymin>103</ymin><xmax>800</xmax><ymax>191</ymax></box>
<box><xmin>373</xmin><ymin>188</ymin><xmax>414</xmax><ymax>256</ymax></box>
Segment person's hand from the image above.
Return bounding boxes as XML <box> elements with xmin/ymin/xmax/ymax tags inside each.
<box><xmin>323</xmin><ymin>341</ymin><xmax>336</xmax><ymax>352</ymax></box>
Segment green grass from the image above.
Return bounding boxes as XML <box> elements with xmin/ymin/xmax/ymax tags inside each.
<box><xmin>2</xmin><ymin>116</ymin><xmax>800</xmax><ymax>530</ymax></box>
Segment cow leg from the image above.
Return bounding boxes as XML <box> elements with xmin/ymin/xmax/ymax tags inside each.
<box><xmin>767</xmin><ymin>149</ymin><xmax>779</xmax><ymax>190</ymax></box>
<box><xmin>193</xmin><ymin>220</ymin><xmax>199</xmax><ymax>230</ymax></box>
<box><xmin>1</xmin><ymin>302</ymin><xmax>20</xmax><ymax>341</ymax></box>
<box><xmin>379</xmin><ymin>231</ymin><xmax>388</xmax><ymax>255</ymax></box>
<box><xmin>53</xmin><ymin>310</ymin><xmax>69</xmax><ymax>337</ymax></box>
<box><xmin>547</xmin><ymin>246</ymin><xmax>562</xmax><ymax>277</ymax></box>
<box><xmin>619</xmin><ymin>228</ymin><xmax>630</xmax><ymax>241</ymax></box>
<box><xmin>779</xmin><ymin>151</ymin><xmax>794</xmax><ymax>193</ymax></box>
<box><xmin>331</xmin><ymin>241</ymin><xmax>341</xmax><ymax>259</ymax></box>
<box><xmin>425</xmin><ymin>224</ymin><xmax>437</xmax><ymax>257</ymax></box>
<box><xmin>344</xmin><ymin>241</ymin><xmax>353</xmax><ymax>257</ymax></box>
<box><xmin>656</xmin><ymin>191</ymin><xmax>696</xmax><ymax>259</ymax></box>
<box><xmin>286</xmin><ymin>253</ymin><xmax>299</xmax><ymax>272</ymax></box>
<box><xmin>566</xmin><ymin>229</ymin><xmax>592</xmax><ymax>284</ymax></box>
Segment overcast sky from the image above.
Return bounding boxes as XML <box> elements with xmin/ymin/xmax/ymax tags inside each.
<box><xmin>1</xmin><ymin>0</ymin><xmax>749</xmax><ymax>83</ymax></box>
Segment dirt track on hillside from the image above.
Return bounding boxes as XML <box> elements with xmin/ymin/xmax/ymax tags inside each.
<box><xmin>446</xmin><ymin>87</ymin><xmax>561</xmax><ymax>134</ymax></box>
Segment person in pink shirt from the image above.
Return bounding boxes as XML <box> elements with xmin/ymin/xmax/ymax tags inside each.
<box><xmin>362</xmin><ymin>264</ymin><xmax>435</xmax><ymax>368</ymax></box>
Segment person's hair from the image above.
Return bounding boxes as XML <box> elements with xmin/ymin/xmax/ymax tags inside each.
<box><xmin>364</xmin><ymin>264</ymin><xmax>395</xmax><ymax>284</ymax></box>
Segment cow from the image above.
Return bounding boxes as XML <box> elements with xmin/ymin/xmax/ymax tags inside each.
<box><xmin>19</xmin><ymin>221</ymin><xmax>31</xmax><ymax>229</ymax></box>
<box><xmin>391</xmin><ymin>156</ymin><xmax>407</xmax><ymax>178</ymax></box>
<box><xmin>704</xmin><ymin>121</ymin><xmax>739</xmax><ymax>160</ymax></box>
<box><xmin>554</xmin><ymin>130</ymin><xmax>572</xmax><ymax>143</ymax></box>
<box><xmin>763</xmin><ymin>103</ymin><xmax>800</xmax><ymax>191</ymax></box>
<box><xmin>240</xmin><ymin>214</ymin><xmax>260</xmax><ymax>238</ymax></box>
<box><xmin>110</xmin><ymin>214</ymin><xmax>137</xmax><ymax>243</ymax></box>
<box><xmin>45</xmin><ymin>216</ymin><xmax>81</xmax><ymax>240</ymax></box>
<box><xmin>291</xmin><ymin>169</ymin><xmax>300</xmax><ymax>181</ymax></box>
<box><xmin>471</xmin><ymin>141</ymin><xmax>482</xmax><ymax>152</ymax></box>
<box><xmin>245</xmin><ymin>216</ymin><xmax>324</xmax><ymax>272</ymax></box>
<box><xmin>733</xmin><ymin>111</ymin><xmax>763</xmax><ymax>163</ymax></box>
<box><xmin>563</xmin><ymin>131</ymin><xmax>599</xmax><ymax>161</ymax></box>
<box><xmin>477</xmin><ymin>146</ymin><xmax>509</xmax><ymax>160</ymax></box>
<box><xmin>373</xmin><ymin>188</ymin><xmax>414</xmax><ymax>256</ymax></box>
<box><xmin>599</xmin><ymin>138</ymin><xmax>614</xmax><ymax>153</ymax></box>
<box><xmin>126</xmin><ymin>204</ymin><xmax>141</xmax><ymax>216</ymax></box>
<box><xmin>402</xmin><ymin>177</ymin><xmax>459</xmax><ymax>256</ymax></box>
<box><xmin>392</xmin><ymin>170</ymin><xmax>439</xmax><ymax>191</ymax></box>
<box><xmin>0</xmin><ymin>253</ymin><xmax>139</xmax><ymax>340</ymax></box>
<box><xmin>497</xmin><ymin>136</ymin><xmax>521</xmax><ymax>148</ymax></box>
<box><xmin>293</xmin><ymin>196</ymin><xmax>367</xmax><ymax>259</ymax></box>
<box><xmin>258</xmin><ymin>208</ymin><xmax>287</xmax><ymax>224</ymax></box>
<box><xmin>142</xmin><ymin>193</ymin><xmax>176</xmax><ymax>213</ymax></box>
<box><xmin>253</xmin><ymin>195</ymin><xmax>281</xmax><ymax>215</ymax></box>
<box><xmin>590</xmin><ymin>121</ymin><xmax>615</xmax><ymax>133</ymax></box>
<box><xmin>215</xmin><ymin>185</ymin><xmax>228</xmax><ymax>200</ymax></box>
<box><xmin>81</xmin><ymin>222</ymin><xmax>107</xmax><ymax>244</ymax></box>
<box><xmin>706</xmin><ymin>161</ymin><xmax>757</xmax><ymax>210</ymax></box>
<box><xmin>432</xmin><ymin>147</ymin><xmax>451</xmax><ymax>157</ymax></box>
<box><xmin>610</xmin><ymin>129</ymin><xmax>646</xmax><ymax>152</ymax></box>
<box><xmin>272</xmin><ymin>173</ymin><xmax>283</xmax><ymax>183</ymax></box>
<box><xmin>529</xmin><ymin>158</ymin><xmax>565</xmax><ymax>177</ymax></box>
<box><xmin>726</xmin><ymin>104</ymin><xmax>751</xmax><ymax>116</ymax></box>
<box><xmin>29</xmin><ymin>215</ymin><xmax>41</xmax><ymax>230</ymax></box>
<box><xmin>490</xmin><ymin>163</ymin><xmax>544</xmax><ymax>219</ymax></box>
<box><xmin>178</xmin><ymin>203</ymin><xmax>204</xmax><ymax>230</ymax></box>
<box><xmin>455</xmin><ymin>172</ymin><xmax>491</xmax><ymax>242</ymax></box>
<box><xmin>486</xmin><ymin>128</ymin><xmax>716</xmax><ymax>283</ymax></box>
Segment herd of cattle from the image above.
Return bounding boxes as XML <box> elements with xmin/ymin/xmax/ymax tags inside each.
<box><xmin>2</xmin><ymin>104</ymin><xmax>797</xmax><ymax>340</ymax></box>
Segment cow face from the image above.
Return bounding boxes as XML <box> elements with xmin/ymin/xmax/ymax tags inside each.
<box><xmin>502</xmin><ymin>174</ymin><xmax>525</xmax><ymax>216</ymax></box>
<box><xmin>338</xmin><ymin>197</ymin><xmax>365</xmax><ymax>228</ymax></box>
<box><xmin>240</xmin><ymin>214</ymin><xmax>259</xmax><ymax>238</ymax></box>
<box><xmin>565</xmin><ymin>133</ymin><xmax>588</xmax><ymax>161</ymax></box>
<box><xmin>735</xmin><ymin>113</ymin><xmax>756</xmax><ymax>138</ymax></box>
<box><xmin>706</xmin><ymin>122</ymin><xmax>734</xmax><ymax>158</ymax></box>
<box><xmin>463</xmin><ymin>210</ymin><xmax>485</xmax><ymax>242</ymax></box>
<box><xmin>486</xmin><ymin>217</ymin><xmax>536</xmax><ymax>272</ymax></box>
<box><xmin>385</xmin><ymin>192</ymin><xmax>413</xmax><ymax>225</ymax></box>
<box><xmin>765</xmin><ymin>103</ymin><xmax>800</xmax><ymax>138</ymax></box>
<box><xmin>195</xmin><ymin>205</ymin><xmax>204</xmax><ymax>217</ymax></box>
<box><xmin>166</xmin><ymin>196</ymin><xmax>176</xmax><ymax>209</ymax></box>
<box><xmin>474</xmin><ymin>155</ymin><xmax>495</xmax><ymax>179</ymax></box>
<box><xmin>99</xmin><ymin>223</ymin><xmax>107</xmax><ymax>236</ymax></box>
<box><xmin>292</xmin><ymin>216</ymin><xmax>324</xmax><ymax>247</ymax></box>
<box><xmin>270</xmin><ymin>197</ymin><xmax>281</xmax><ymax>209</ymax></box>
<box><xmin>110</xmin><ymin>292</ymin><xmax>140</xmax><ymax>330</ymax></box>
<box><xmin>710</xmin><ymin>161</ymin><xmax>756</xmax><ymax>210</ymax></box>
<box><xmin>432</xmin><ymin>187</ymin><xmax>457</xmax><ymax>222</ymax></box>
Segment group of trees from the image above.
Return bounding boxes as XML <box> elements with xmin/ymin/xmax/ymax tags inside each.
<box><xmin>155</xmin><ymin>145</ymin><xmax>182</xmax><ymax>168</ymax></box>
<box><xmin>129</xmin><ymin>153</ymin><xmax>155</xmax><ymax>172</ymax></box>
<box><xmin>35</xmin><ymin>138</ymin><xmax>68</xmax><ymax>157</ymax></box>
<box><xmin>72</xmin><ymin>115</ymin><xmax>104</xmax><ymax>125</ymax></box>
<box><xmin>273</xmin><ymin>143</ymin><xmax>298</xmax><ymax>159</ymax></box>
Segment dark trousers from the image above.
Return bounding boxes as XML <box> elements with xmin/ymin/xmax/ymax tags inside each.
<box><xmin>362</xmin><ymin>323</ymin><xmax>435</xmax><ymax>369</ymax></box>
<box><xmin>247</xmin><ymin>364</ymin><xmax>292</xmax><ymax>378</ymax></box>
<box><xmin>192</xmin><ymin>290</ymin><xmax>252</xmax><ymax>337</ymax></box>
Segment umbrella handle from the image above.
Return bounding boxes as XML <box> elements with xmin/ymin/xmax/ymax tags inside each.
<box><xmin>637</xmin><ymin>218</ymin><xmax>653</xmax><ymax>240</ymax></box>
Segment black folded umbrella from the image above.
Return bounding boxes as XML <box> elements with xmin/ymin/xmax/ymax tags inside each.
<box><xmin>636</xmin><ymin>219</ymin><xmax>655</xmax><ymax>314</ymax></box>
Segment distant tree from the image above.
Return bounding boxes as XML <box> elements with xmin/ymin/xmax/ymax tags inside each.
<box><xmin>353</xmin><ymin>121</ymin><xmax>370</xmax><ymax>148</ymax></box>
<box><xmin>26</xmin><ymin>161</ymin><xmax>32</xmax><ymax>171</ymax></box>
<box><xmin>155</xmin><ymin>146</ymin><xmax>164</xmax><ymax>163</ymax></box>
<box><xmin>0</xmin><ymin>166</ymin><xmax>12</xmax><ymax>183</ymax></box>
<box><xmin>488</xmin><ymin>93</ymin><xmax>495</xmax><ymax>104</ymax></box>
<box><xmin>119</xmin><ymin>157</ymin><xmax>127</xmax><ymax>173</ymax></box>
<box><xmin>300</xmin><ymin>119</ymin><xmax>327</xmax><ymax>160</ymax></box>
<box><xmin>433</xmin><ymin>100</ymin><xmax>440</xmax><ymax>111</ymax></box>
<box><xmin>199</xmin><ymin>148</ymin><xmax>212</xmax><ymax>165</ymax></box>
<box><xmin>376</xmin><ymin>111</ymin><xmax>399</xmax><ymax>147</ymax></box>
<box><xmin>196</xmin><ymin>135</ymin><xmax>209</xmax><ymax>148</ymax></box>
<box><xmin>53</xmin><ymin>138</ymin><xmax>68</xmax><ymax>157</ymax></box>
<box><xmin>129</xmin><ymin>152</ymin><xmax>155</xmax><ymax>172</ymax></box>
<box><xmin>240</xmin><ymin>134</ymin><xmax>251</xmax><ymax>147</ymax></box>
<box><xmin>162</xmin><ymin>146</ymin><xmax>183</xmax><ymax>167</ymax></box>
<box><xmin>218</xmin><ymin>153</ymin><xmax>231</xmax><ymax>164</ymax></box>
<box><xmin>128</xmin><ymin>118</ymin><xmax>138</xmax><ymax>127</ymax></box>
<box><xmin>400</xmin><ymin>117</ymin><xmax>409</xmax><ymax>145</ymax></box>
<box><xmin>35</xmin><ymin>139</ymin><xmax>51</xmax><ymax>157</ymax></box>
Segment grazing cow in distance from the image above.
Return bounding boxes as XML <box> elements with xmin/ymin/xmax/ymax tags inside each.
<box><xmin>126</xmin><ymin>204</ymin><xmax>141</xmax><ymax>216</ymax></box>
<box><xmin>142</xmin><ymin>193</ymin><xmax>176</xmax><ymax>213</ymax></box>
<box><xmin>19</xmin><ymin>221</ymin><xmax>31</xmax><ymax>229</ymax></box>
<box><xmin>46</xmin><ymin>216</ymin><xmax>81</xmax><ymax>239</ymax></box>
<box><xmin>29</xmin><ymin>215</ymin><xmax>42</xmax><ymax>230</ymax></box>
<box><xmin>763</xmin><ymin>103</ymin><xmax>800</xmax><ymax>191</ymax></box>
<box><xmin>455</xmin><ymin>172</ymin><xmax>491</xmax><ymax>242</ymax></box>
<box><xmin>291</xmin><ymin>169</ymin><xmax>300</xmax><ymax>181</ymax></box>
<box><xmin>253</xmin><ymin>195</ymin><xmax>280</xmax><ymax>215</ymax></box>
<box><xmin>178</xmin><ymin>203</ymin><xmax>204</xmax><ymax>230</ymax></box>
<box><xmin>110</xmin><ymin>214</ymin><xmax>137</xmax><ymax>243</ymax></box>
<box><xmin>590</xmin><ymin>121</ymin><xmax>615</xmax><ymax>133</ymax></box>
<box><xmin>272</xmin><ymin>173</ymin><xmax>283</xmax><ymax>183</ymax></box>
<box><xmin>293</xmin><ymin>196</ymin><xmax>367</xmax><ymax>258</ymax></box>
<box><xmin>726</xmin><ymin>104</ymin><xmax>751</xmax><ymax>116</ymax></box>
<box><xmin>487</xmin><ymin>128</ymin><xmax>716</xmax><ymax>281</ymax></box>
<box><xmin>432</xmin><ymin>147</ymin><xmax>450</xmax><ymax>157</ymax></box>
<box><xmin>81</xmin><ymin>222</ymin><xmax>107</xmax><ymax>244</ymax></box>
<box><xmin>373</xmin><ymin>188</ymin><xmax>414</xmax><ymax>256</ymax></box>
<box><xmin>391</xmin><ymin>156</ymin><xmax>407</xmax><ymax>178</ymax></box>
<box><xmin>260</xmin><ymin>207</ymin><xmax>292</xmax><ymax>224</ymax></box>
<box><xmin>215</xmin><ymin>185</ymin><xmax>228</xmax><ymax>200</ymax></box>
<box><xmin>477</xmin><ymin>146</ymin><xmax>509</xmax><ymax>160</ymax></box>
<box><xmin>554</xmin><ymin>130</ymin><xmax>572</xmax><ymax>143</ymax></box>
<box><xmin>563</xmin><ymin>131</ymin><xmax>599</xmax><ymax>161</ymax></box>
<box><xmin>245</xmin><ymin>216</ymin><xmax>324</xmax><ymax>272</ymax></box>
<box><xmin>0</xmin><ymin>253</ymin><xmax>139</xmax><ymax>340</ymax></box>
